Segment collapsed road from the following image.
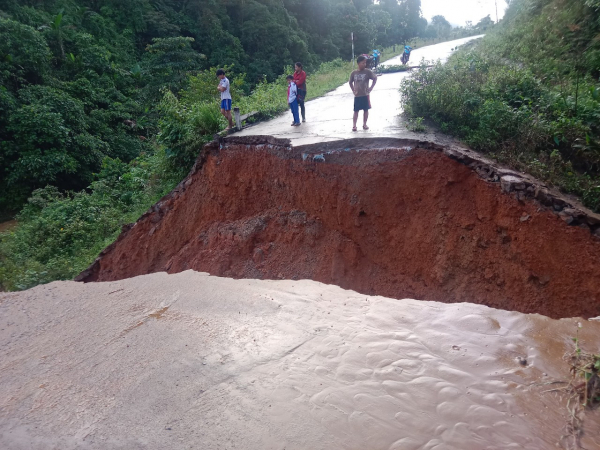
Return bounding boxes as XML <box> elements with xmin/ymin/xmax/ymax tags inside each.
<box><xmin>77</xmin><ymin>136</ymin><xmax>600</xmax><ymax>319</ymax></box>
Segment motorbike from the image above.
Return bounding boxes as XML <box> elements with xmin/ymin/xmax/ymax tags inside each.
<box><xmin>401</xmin><ymin>51</ymin><xmax>410</xmax><ymax>65</ymax></box>
<box><xmin>363</xmin><ymin>54</ymin><xmax>377</xmax><ymax>70</ymax></box>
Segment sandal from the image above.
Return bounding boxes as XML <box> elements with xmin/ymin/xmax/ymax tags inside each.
<box><xmin>363</xmin><ymin>125</ymin><xmax>369</xmax><ymax>130</ymax></box>
<box><xmin>352</xmin><ymin>126</ymin><xmax>357</xmax><ymax>132</ymax></box>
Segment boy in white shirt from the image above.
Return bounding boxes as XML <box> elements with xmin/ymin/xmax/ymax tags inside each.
<box><xmin>286</xmin><ymin>75</ymin><xmax>300</xmax><ymax>126</ymax></box>
<box><xmin>216</xmin><ymin>69</ymin><xmax>234</xmax><ymax>129</ymax></box>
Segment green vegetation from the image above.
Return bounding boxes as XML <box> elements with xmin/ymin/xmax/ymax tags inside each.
<box><xmin>377</xmin><ymin>64</ymin><xmax>410</xmax><ymax>73</ymax></box>
<box><xmin>0</xmin><ymin>152</ymin><xmax>179</xmax><ymax>290</ymax></box>
<box><xmin>548</xmin><ymin>327</ymin><xmax>600</xmax><ymax>449</ymax></box>
<box><xmin>407</xmin><ymin>116</ymin><xmax>426</xmax><ymax>132</ymax></box>
<box><xmin>401</xmin><ymin>0</ymin><xmax>600</xmax><ymax>212</ymax></box>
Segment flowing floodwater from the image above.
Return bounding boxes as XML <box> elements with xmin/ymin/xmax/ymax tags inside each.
<box><xmin>234</xmin><ymin>36</ymin><xmax>484</xmax><ymax>146</ymax></box>
<box><xmin>1</xmin><ymin>271</ymin><xmax>599</xmax><ymax>449</ymax></box>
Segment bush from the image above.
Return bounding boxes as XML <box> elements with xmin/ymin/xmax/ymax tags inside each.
<box><xmin>400</xmin><ymin>41</ymin><xmax>600</xmax><ymax>211</ymax></box>
<box><xmin>378</xmin><ymin>64</ymin><xmax>409</xmax><ymax>73</ymax></box>
<box><xmin>0</xmin><ymin>149</ymin><xmax>178</xmax><ymax>291</ymax></box>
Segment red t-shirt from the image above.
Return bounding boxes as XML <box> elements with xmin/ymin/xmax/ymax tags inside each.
<box><xmin>293</xmin><ymin>70</ymin><xmax>306</xmax><ymax>90</ymax></box>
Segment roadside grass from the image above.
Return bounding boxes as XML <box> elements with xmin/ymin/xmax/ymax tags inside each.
<box><xmin>407</xmin><ymin>116</ymin><xmax>426</xmax><ymax>132</ymax></box>
<box><xmin>539</xmin><ymin>327</ymin><xmax>600</xmax><ymax>449</ymax></box>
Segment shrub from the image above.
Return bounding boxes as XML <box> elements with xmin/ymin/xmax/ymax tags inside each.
<box><xmin>0</xmin><ymin>149</ymin><xmax>178</xmax><ymax>291</ymax></box>
<box><xmin>400</xmin><ymin>31</ymin><xmax>600</xmax><ymax>211</ymax></box>
<box><xmin>378</xmin><ymin>64</ymin><xmax>409</xmax><ymax>74</ymax></box>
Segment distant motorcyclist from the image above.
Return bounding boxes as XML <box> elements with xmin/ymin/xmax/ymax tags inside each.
<box><xmin>372</xmin><ymin>49</ymin><xmax>381</xmax><ymax>66</ymax></box>
<box><xmin>401</xmin><ymin>45</ymin><xmax>412</xmax><ymax>65</ymax></box>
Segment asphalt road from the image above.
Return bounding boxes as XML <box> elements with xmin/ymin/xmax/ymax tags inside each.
<box><xmin>234</xmin><ymin>35</ymin><xmax>484</xmax><ymax>146</ymax></box>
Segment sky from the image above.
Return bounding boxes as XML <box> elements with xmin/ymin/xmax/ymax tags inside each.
<box><xmin>420</xmin><ymin>0</ymin><xmax>509</xmax><ymax>27</ymax></box>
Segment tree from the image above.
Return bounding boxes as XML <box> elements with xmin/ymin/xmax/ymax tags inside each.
<box><xmin>143</xmin><ymin>36</ymin><xmax>205</xmax><ymax>96</ymax></box>
<box><xmin>474</xmin><ymin>15</ymin><xmax>495</xmax><ymax>32</ymax></box>
<box><xmin>366</xmin><ymin>5</ymin><xmax>393</xmax><ymax>48</ymax></box>
<box><xmin>431</xmin><ymin>14</ymin><xmax>452</xmax><ymax>39</ymax></box>
<box><xmin>0</xmin><ymin>18</ymin><xmax>51</xmax><ymax>89</ymax></box>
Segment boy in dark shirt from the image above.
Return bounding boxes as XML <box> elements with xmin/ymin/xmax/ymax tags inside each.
<box><xmin>349</xmin><ymin>55</ymin><xmax>377</xmax><ymax>131</ymax></box>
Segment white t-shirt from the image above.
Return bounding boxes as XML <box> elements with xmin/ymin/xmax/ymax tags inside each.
<box><xmin>288</xmin><ymin>81</ymin><xmax>297</xmax><ymax>103</ymax></box>
<box><xmin>219</xmin><ymin>77</ymin><xmax>232</xmax><ymax>100</ymax></box>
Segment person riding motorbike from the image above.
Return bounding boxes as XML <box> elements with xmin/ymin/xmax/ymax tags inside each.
<box><xmin>372</xmin><ymin>49</ymin><xmax>381</xmax><ymax>67</ymax></box>
<box><xmin>401</xmin><ymin>45</ymin><xmax>412</xmax><ymax>65</ymax></box>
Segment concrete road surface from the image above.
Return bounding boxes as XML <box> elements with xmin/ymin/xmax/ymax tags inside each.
<box><xmin>234</xmin><ymin>36</ymin><xmax>484</xmax><ymax>146</ymax></box>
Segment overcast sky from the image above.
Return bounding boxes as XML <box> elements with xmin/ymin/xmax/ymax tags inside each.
<box><xmin>420</xmin><ymin>0</ymin><xmax>509</xmax><ymax>26</ymax></box>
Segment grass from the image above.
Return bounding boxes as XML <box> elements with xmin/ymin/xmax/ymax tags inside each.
<box><xmin>0</xmin><ymin>149</ymin><xmax>181</xmax><ymax>291</ymax></box>
<box><xmin>407</xmin><ymin>116</ymin><xmax>426</xmax><ymax>132</ymax></box>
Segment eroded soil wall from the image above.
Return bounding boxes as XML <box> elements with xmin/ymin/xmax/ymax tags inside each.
<box><xmin>79</xmin><ymin>137</ymin><xmax>600</xmax><ymax>319</ymax></box>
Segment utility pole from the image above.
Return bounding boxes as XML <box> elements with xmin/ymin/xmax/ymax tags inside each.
<box><xmin>495</xmin><ymin>0</ymin><xmax>499</xmax><ymax>23</ymax></box>
<box><xmin>351</xmin><ymin>32</ymin><xmax>355</xmax><ymax>68</ymax></box>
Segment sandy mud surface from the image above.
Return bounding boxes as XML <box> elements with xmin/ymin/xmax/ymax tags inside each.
<box><xmin>79</xmin><ymin>137</ymin><xmax>600</xmax><ymax>319</ymax></box>
<box><xmin>1</xmin><ymin>271</ymin><xmax>599</xmax><ymax>449</ymax></box>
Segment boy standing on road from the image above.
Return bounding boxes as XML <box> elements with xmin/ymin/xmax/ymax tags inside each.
<box><xmin>216</xmin><ymin>69</ymin><xmax>234</xmax><ymax>129</ymax></box>
<box><xmin>287</xmin><ymin>75</ymin><xmax>301</xmax><ymax>126</ymax></box>
<box><xmin>349</xmin><ymin>55</ymin><xmax>377</xmax><ymax>131</ymax></box>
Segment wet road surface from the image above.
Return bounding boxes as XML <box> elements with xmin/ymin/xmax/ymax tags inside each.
<box><xmin>234</xmin><ymin>36</ymin><xmax>484</xmax><ymax>146</ymax></box>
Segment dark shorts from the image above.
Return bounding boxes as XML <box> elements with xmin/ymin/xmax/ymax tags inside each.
<box><xmin>220</xmin><ymin>99</ymin><xmax>232</xmax><ymax>111</ymax></box>
<box><xmin>354</xmin><ymin>95</ymin><xmax>371</xmax><ymax>112</ymax></box>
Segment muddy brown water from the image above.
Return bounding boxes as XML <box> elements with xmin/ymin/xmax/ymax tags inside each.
<box><xmin>78</xmin><ymin>137</ymin><xmax>600</xmax><ymax>320</ymax></box>
<box><xmin>1</xmin><ymin>272</ymin><xmax>600</xmax><ymax>449</ymax></box>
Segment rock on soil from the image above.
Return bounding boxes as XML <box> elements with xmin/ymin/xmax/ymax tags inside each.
<box><xmin>78</xmin><ymin>137</ymin><xmax>600</xmax><ymax>319</ymax></box>
<box><xmin>1</xmin><ymin>271</ymin><xmax>600</xmax><ymax>449</ymax></box>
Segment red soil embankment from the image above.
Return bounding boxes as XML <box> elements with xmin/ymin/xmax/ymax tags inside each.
<box><xmin>78</xmin><ymin>137</ymin><xmax>600</xmax><ymax>319</ymax></box>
